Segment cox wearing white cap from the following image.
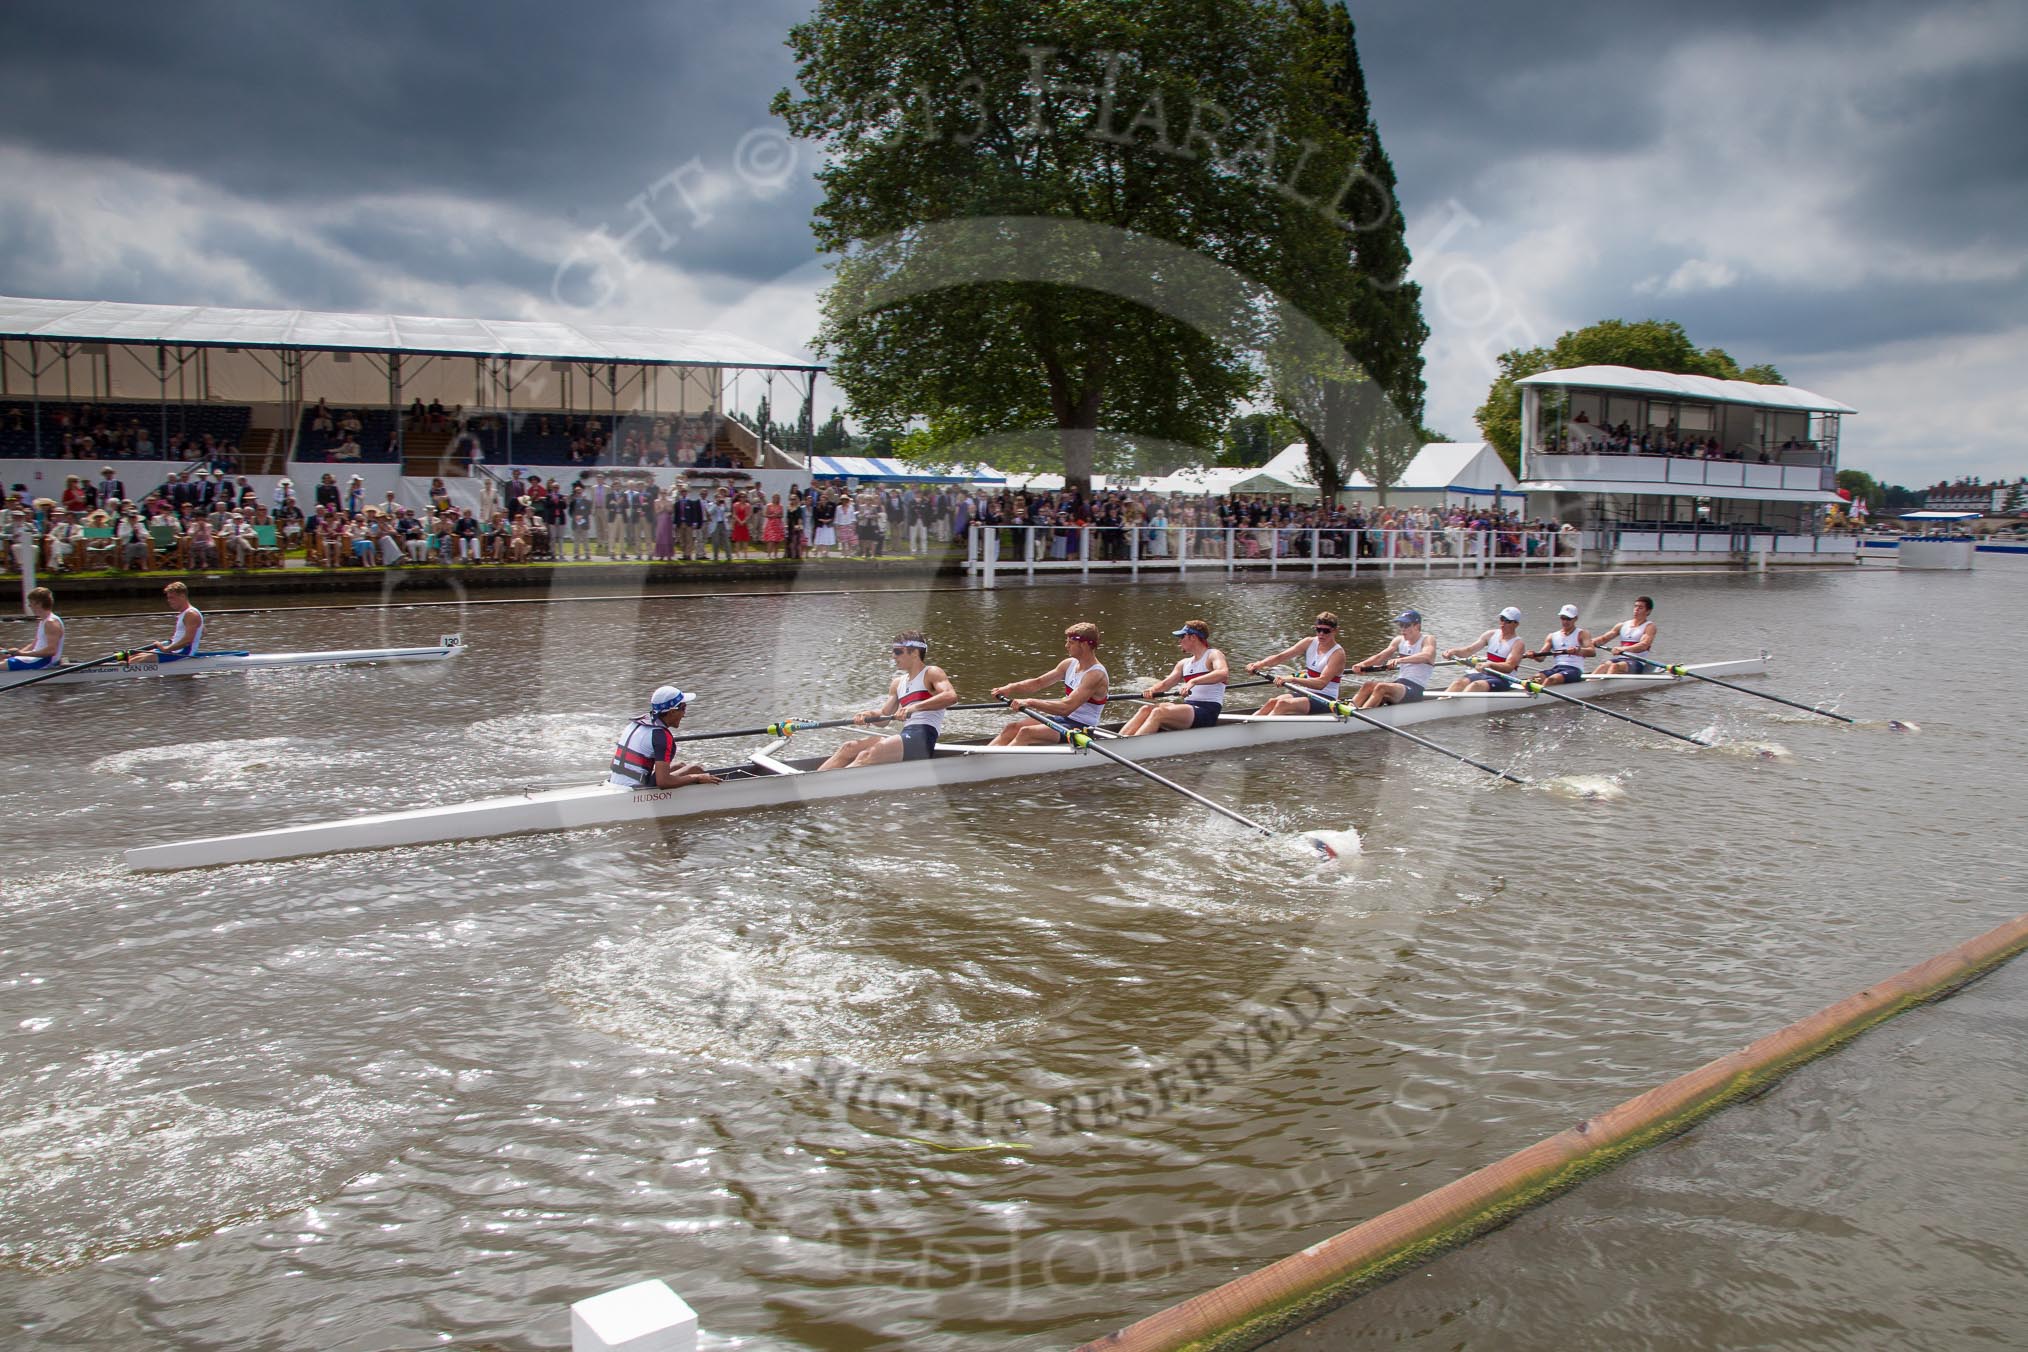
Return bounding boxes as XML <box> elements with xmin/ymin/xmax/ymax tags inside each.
<box><xmin>1348</xmin><ymin>608</ymin><xmax>1437</xmax><ymax>709</ymax></box>
<box><xmin>608</xmin><ymin>686</ymin><xmax>723</xmax><ymax>790</ymax></box>
<box><xmin>1443</xmin><ymin>606</ymin><xmax>1527</xmax><ymax>693</ymax></box>
<box><xmin>1525</xmin><ymin>604</ymin><xmax>1594</xmax><ymax>686</ymax></box>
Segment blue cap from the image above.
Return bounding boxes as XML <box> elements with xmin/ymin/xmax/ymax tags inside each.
<box><xmin>650</xmin><ymin>685</ymin><xmax>692</xmax><ymax>715</ymax></box>
<box><xmin>1393</xmin><ymin>609</ymin><xmax>1422</xmax><ymax>625</ymax></box>
<box><xmin>1171</xmin><ymin>624</ymin><xmax>1208</xmax><ymax>639</ymax></box>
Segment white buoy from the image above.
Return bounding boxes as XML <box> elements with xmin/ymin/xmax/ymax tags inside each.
<box><xmin>571</xmin><ymin>1279</ymin><xmax>698</xmax><ymax>1352</ymax></box>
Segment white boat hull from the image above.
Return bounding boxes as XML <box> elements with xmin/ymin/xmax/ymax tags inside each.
<box><xmin>125</xmin><ymin>657</ymin><xmax>1767</xmax><ymax>872</ymax></box>
<box><xmin>1</xmin><ymin>636</ymin><xmax>463</xmax><ymax>689</ymax></box>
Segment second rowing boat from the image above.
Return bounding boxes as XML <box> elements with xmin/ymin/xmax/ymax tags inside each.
<box><xmin>0</xmin><ymin>635</ymin><xmax>464</xmax><ymax>690</ymax></box>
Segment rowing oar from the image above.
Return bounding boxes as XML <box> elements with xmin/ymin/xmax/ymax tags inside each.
<box><xmin>1648</xmin><ymin>657</ymin><xmax>1862</xmax><ymax>726</ymax></box>
<box><xmin>672</xmin><ymin>697</ymin><xmax>1092</xmax><ymax>742</ymax></box>
<box><xmin>1470</xmin><ymin>660</ymin><xmax>1713</xmax><ymax>748</ymax></box>
<box><xmin>1</xmin><ymin>649</ymin><xmax>134</xmax><ymax>692</ymax></box>
<box><xmin>1276</xmin><ymin>673</ymin><xmax>1532</xmax><ymax>786</ymax></box>
<box><xmin>672</xmin><ymin>715</ymin><xmax>880</xmax><ymax>743</ymax></box>
<box><xmin>1005</xmin><ymin>698</ymin><xmax>1277</xmax><ymax>838</ymax></box>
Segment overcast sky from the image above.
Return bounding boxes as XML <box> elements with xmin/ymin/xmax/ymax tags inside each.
<box><xmin>0</xmin><ymin>0</ymin><xmax>2021</xmax><ymax>484</ymax></box>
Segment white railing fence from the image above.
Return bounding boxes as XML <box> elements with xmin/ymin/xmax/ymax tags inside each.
<box><xmin>965</xmin><ymin>525</ymin><xmax>1579</xmax><ymax>587</ymax></box>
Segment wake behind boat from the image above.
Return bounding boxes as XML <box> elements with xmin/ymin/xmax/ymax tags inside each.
<box><xmin>0</xmin><ymin>635</ymin><xmax>463</xmax><ymax>689</ymax></box>
<box><xmin>124</xmin><ymin>655</ymin><xmax>1765</xmax><ymax>871</ymax></box>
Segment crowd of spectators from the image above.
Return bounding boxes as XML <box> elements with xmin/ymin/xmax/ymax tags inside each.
<box><xmin>963</xmin><ymin>489</ymin><xmax>1568</xmax><ymax>560</ymax></box>
<box><xmin>1</xmin><ymin>400</ymin><xmax>245</xmax><ymax>468</ymax></box>
<box><xmin>1547</xmin><ymin>415</ymin><xmax>1805</xmax><ymax>464</ymax></box>
<box><xmin>3</xmin><ymin>469</ymin><xmax>1570</xmax><ymax>578</ymax></box>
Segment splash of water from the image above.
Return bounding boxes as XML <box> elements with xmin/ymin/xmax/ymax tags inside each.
<box><xmin>1537</xmin><ymin>774</ymin><xmax>1626</xmax><ymax>801</ymax></box>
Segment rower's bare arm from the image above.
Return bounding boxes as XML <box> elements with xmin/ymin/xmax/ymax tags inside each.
<box><xmin>1145</xmin><ymin>660</ymin><xmax>1185</xmax><ymax>697</ymax></box>
<box><xmin>1247</xmin><ymin>641</ymin><xmax>1303</xmax><ymax>674</ymax></box>
<box><xmin>1577</xmin><ymin>629</ymin><xmax>1597</xmax><ymax>656</ymax></box>
<box><xmin>1628</xmin><ymin>625</ymin><xmax>1655</xmax><ymax>654</ymax></box>
<box><xmin>921</xmin><ymin>666</ymin><xmax>960</xmax><ymax>711</ymax></box>
<box><xmin>1043</xmin><ymin>670</ymin><xmax>1108</xmax><ymax>716</ymax></box>
<box><xmin>1352</xmin><ymin>643</ymin><xmax>1394</xmax><ymax>673</ymax></box>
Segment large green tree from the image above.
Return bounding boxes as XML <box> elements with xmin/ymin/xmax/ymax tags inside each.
<box><xmin>1271</xmin><ymin>1</ymin><xmax>1426</xmax><ymax>498</ymax></box>
<box><xmin>1475</xmin><ymin>319</ymin><xmax>1784</xmax><ymax>471</ymax></box>
<box><xmin>776</xmin><ymin>1</ymin><xmax>1419</xmax><ymax>495</ymax></box>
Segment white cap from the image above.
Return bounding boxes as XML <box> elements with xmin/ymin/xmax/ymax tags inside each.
<box><xmin>650</xmin><ymin>685</ymin><xmax>692</xmax><ymax>715</ymax></box>
<box><xmin>1499</xmin><ymin>606</ymin><xmax>1522</xmax><ymax>622</ymax></box>
<box><xmin>1558</xmin><ymin>604</ymin><xmax>1579</xmax><ymax>619</ymax></box>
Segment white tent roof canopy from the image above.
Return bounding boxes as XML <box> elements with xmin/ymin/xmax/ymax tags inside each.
<box><xmin>1235</xmin><ymin>442</ymin><xmax>1523</xmax><ymax>495</ymax></box>
<box><xmin>1516</xmin><ymin>365</ymin><xmax>1855</xmax><ymax>415</ymax></box>
<box><xmin>0</xmin><ymin>294</ymin><xmax>817</xmax><ymax>371</ymax></box>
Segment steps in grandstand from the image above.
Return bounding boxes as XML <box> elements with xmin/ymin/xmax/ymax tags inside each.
<box><xmin>239</xmin><ymin>427</ymin><xmax>285</xmax><ymax>475</ymax></box>
<box><xmin>402</xmin><ymin>427</ymin><xmax>462</xmax><ymax>478</ymax></box>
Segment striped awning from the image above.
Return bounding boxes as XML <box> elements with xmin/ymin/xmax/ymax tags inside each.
<box><xmin>808</xmin><ymin>456</ymin><xmax>1005</xmax><ymax>483</ymax></box>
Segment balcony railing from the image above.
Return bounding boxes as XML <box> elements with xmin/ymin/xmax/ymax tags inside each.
<box><xmin>1524</xmin><ymin>453</ymin><xmax>1833</xmax><ymax>494</ymax></box>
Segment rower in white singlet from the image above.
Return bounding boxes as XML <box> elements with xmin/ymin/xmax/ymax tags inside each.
<box><xmin>1247</xmin><ymin>611</ymin><xmax>1348</xmax><ymax>716</ymax></box>
<box><xmin>124</xmin><ymin>581</ymin><xmax>205</xmax><ymax>665</ymax></box>
<box><xmin>4</xmin><ymin>586</ymin><xmax>64</xmax><ymax>670</ymax></box>
<box><xmin>1526</xmin><ymin>604</ymin><xmax>1593</xmax><ymax>686</ymax></box>
<box><xmin>1349</xmin><ymin>608</ymin><xmax>1437</xmax><ymax>708</ymax></box>
<box><xmin>1444</xmin><ymin>606</ymin><xmax>1527</xmax><ymax>693</ymax></box>
<box><xmin>1591</xmin><ymin>595</ymin><xmax>1660</xmax><ymax>675</ymax></box>
<box><xmin>989</xmin><ymin>621</ymin><xmax>1110</xmax><ymax>745</ymax></box>
<box><xmin>1123</xmin><ymin>617</ymin><xmax>1230</xmax><ymax>735</ymax></box>
<box><xmin>819</xmin><ymin>630</ymin><xmax>959</xmax><ymax>770</ymax></box>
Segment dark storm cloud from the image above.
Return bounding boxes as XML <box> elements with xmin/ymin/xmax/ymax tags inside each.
<box><xmin>0</xmin><ymin>0</ymin><xmax>822</xmax><ymax>286</ymax></box>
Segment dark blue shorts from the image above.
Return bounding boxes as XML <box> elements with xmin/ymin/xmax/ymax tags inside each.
<box><xmin>1186</xmin><ymin>700</ymin><xmax>1223</xmax><ymax>728</ymax></box>
<box><xmin>1543</xmin><ymin>664</ymin><xmax>1584</xmax><ymax>684</ymax></box>
<box><xmin>900</xmin><ymin>724</ymin><xmax>938</xmax><ymax>761</ymax></box>
<box><xmin>5</xmin><ymin>655</ymin><xmax>53</xmax><ymax>670</ymax></box>
<box><xmin>1395</xmin><ymin>680</ymin><xmax>1425</xmax><ymax>702</ymax></box>
<box><xmin>1617</xmin><ymin>655</ymin><xmax>1657</xmax><ymax>674</ymax></box>
<box><xmin>1474</xmin><ymin>671</ymin><xmax>1513</xmax><ymax>692</ymax></box>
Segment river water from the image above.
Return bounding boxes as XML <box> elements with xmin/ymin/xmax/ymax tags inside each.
<box><xmin>2</xmin><ymin>562</ymin><xmax>2022</xmax><ymax>1349</ymax></box>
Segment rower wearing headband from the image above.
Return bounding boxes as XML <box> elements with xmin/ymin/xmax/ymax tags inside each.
<box><xmin>1122</xmin><ymin>617</ymin><xmax>1229</xmax><ymax>735</ymax></box>
<box><xmin>1246</xmin><ymin>611</ymin><xmax>1346</xmax><ymax>715</ymax></box>
<box><xmin>989</xmin><ymin>621</ymin><xmax>1109</xmax><ymax>745</ymax></box>
<box><xmin>1591</xmin><ymin>596</ymin><xmax>1659</xmax><ymax>676</ymax></box>
<box><xmin>819</xmin><ymin>630</ymin><xmax>958</xmax><ymax>769</ymax></box>
<box><xmin>608</xmin><ymin>686</ymin><xmax>723</xmax><ymax>790</ymax></box>
<box><xmin>1443</xmin><ymin>606</ymin><xmax>1527</xmax><ymax>693</ymax></box>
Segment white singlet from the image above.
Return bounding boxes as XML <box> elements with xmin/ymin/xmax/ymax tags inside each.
<box><xmin>167</xmin><ymin>608</ymin><xmax>204</xmax><ymax>656</ymax></box>
<box><xmin>1615</xmin><ymin>616</ymin><xmax>1652</xmax><ymax>651</ymax></box>
<box><xmin>1547</xmin><ymin>626</ymin><xmax>1584</xmax><ymax>673</ymax></box>
<box><xmin>1391</xmin><ymin>635</ymin><xmax>1433</xmax><ymax>689</ymax></box>
<box><xmin>34</xmin><ymin>613</ymin><xmax>64</xmax><ymax>663</ymax></box>
<box><xmin>1301</xmin><ymin>638</ymin><xmax>1342</xmax><ymax>699</ymax></box>
<box><xmin>1483</xmin><ymin>630</ymin><xmax>1523</xmax><ymax>665</ymax></box>
<box><xmin>894</xmin><ymin>667</ymin><xmax>944</xmax><ymax>733</ymax></box>
<box><xmin>1062</xmin><ymin>657</ymin><xmax>1108</xmax><ymax>727</ymax></box>
<box><xmin>1180</xmin><ymin>650</ymin><xmax>1226</xmax><ymax>705</ymax></box>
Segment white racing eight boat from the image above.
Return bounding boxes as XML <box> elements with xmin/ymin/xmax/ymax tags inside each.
<box><xmin>125</xmin><ymin>655</ymin><xmax>1766</xmax><ymax>872</ymax></box>
<box><xmin>2</xmin><ymin>635</ymin><xmax>463</xmax><ymax>690</ymax></box>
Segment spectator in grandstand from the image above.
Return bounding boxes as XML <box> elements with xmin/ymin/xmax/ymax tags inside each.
<box><xmin>185</xmin><ymin>516</ymin><xmax>219</xmax><ymax>570</ymax></box>
<box><xmin>221</xmin><ymin>511</ymin><xmax>255</xmax><ymax>568</ymax></box>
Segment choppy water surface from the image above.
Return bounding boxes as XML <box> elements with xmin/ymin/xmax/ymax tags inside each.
<box><xmin>1</xmin><ymin>564</ymin><xmax>2022</xmax><ymax>1349</ymax></box>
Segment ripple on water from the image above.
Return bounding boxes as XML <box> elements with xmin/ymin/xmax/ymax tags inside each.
<box><xmin>0</xmin><ymin>1050</ymin><xmax>455</xmax><ymax>1274</ymax></box>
